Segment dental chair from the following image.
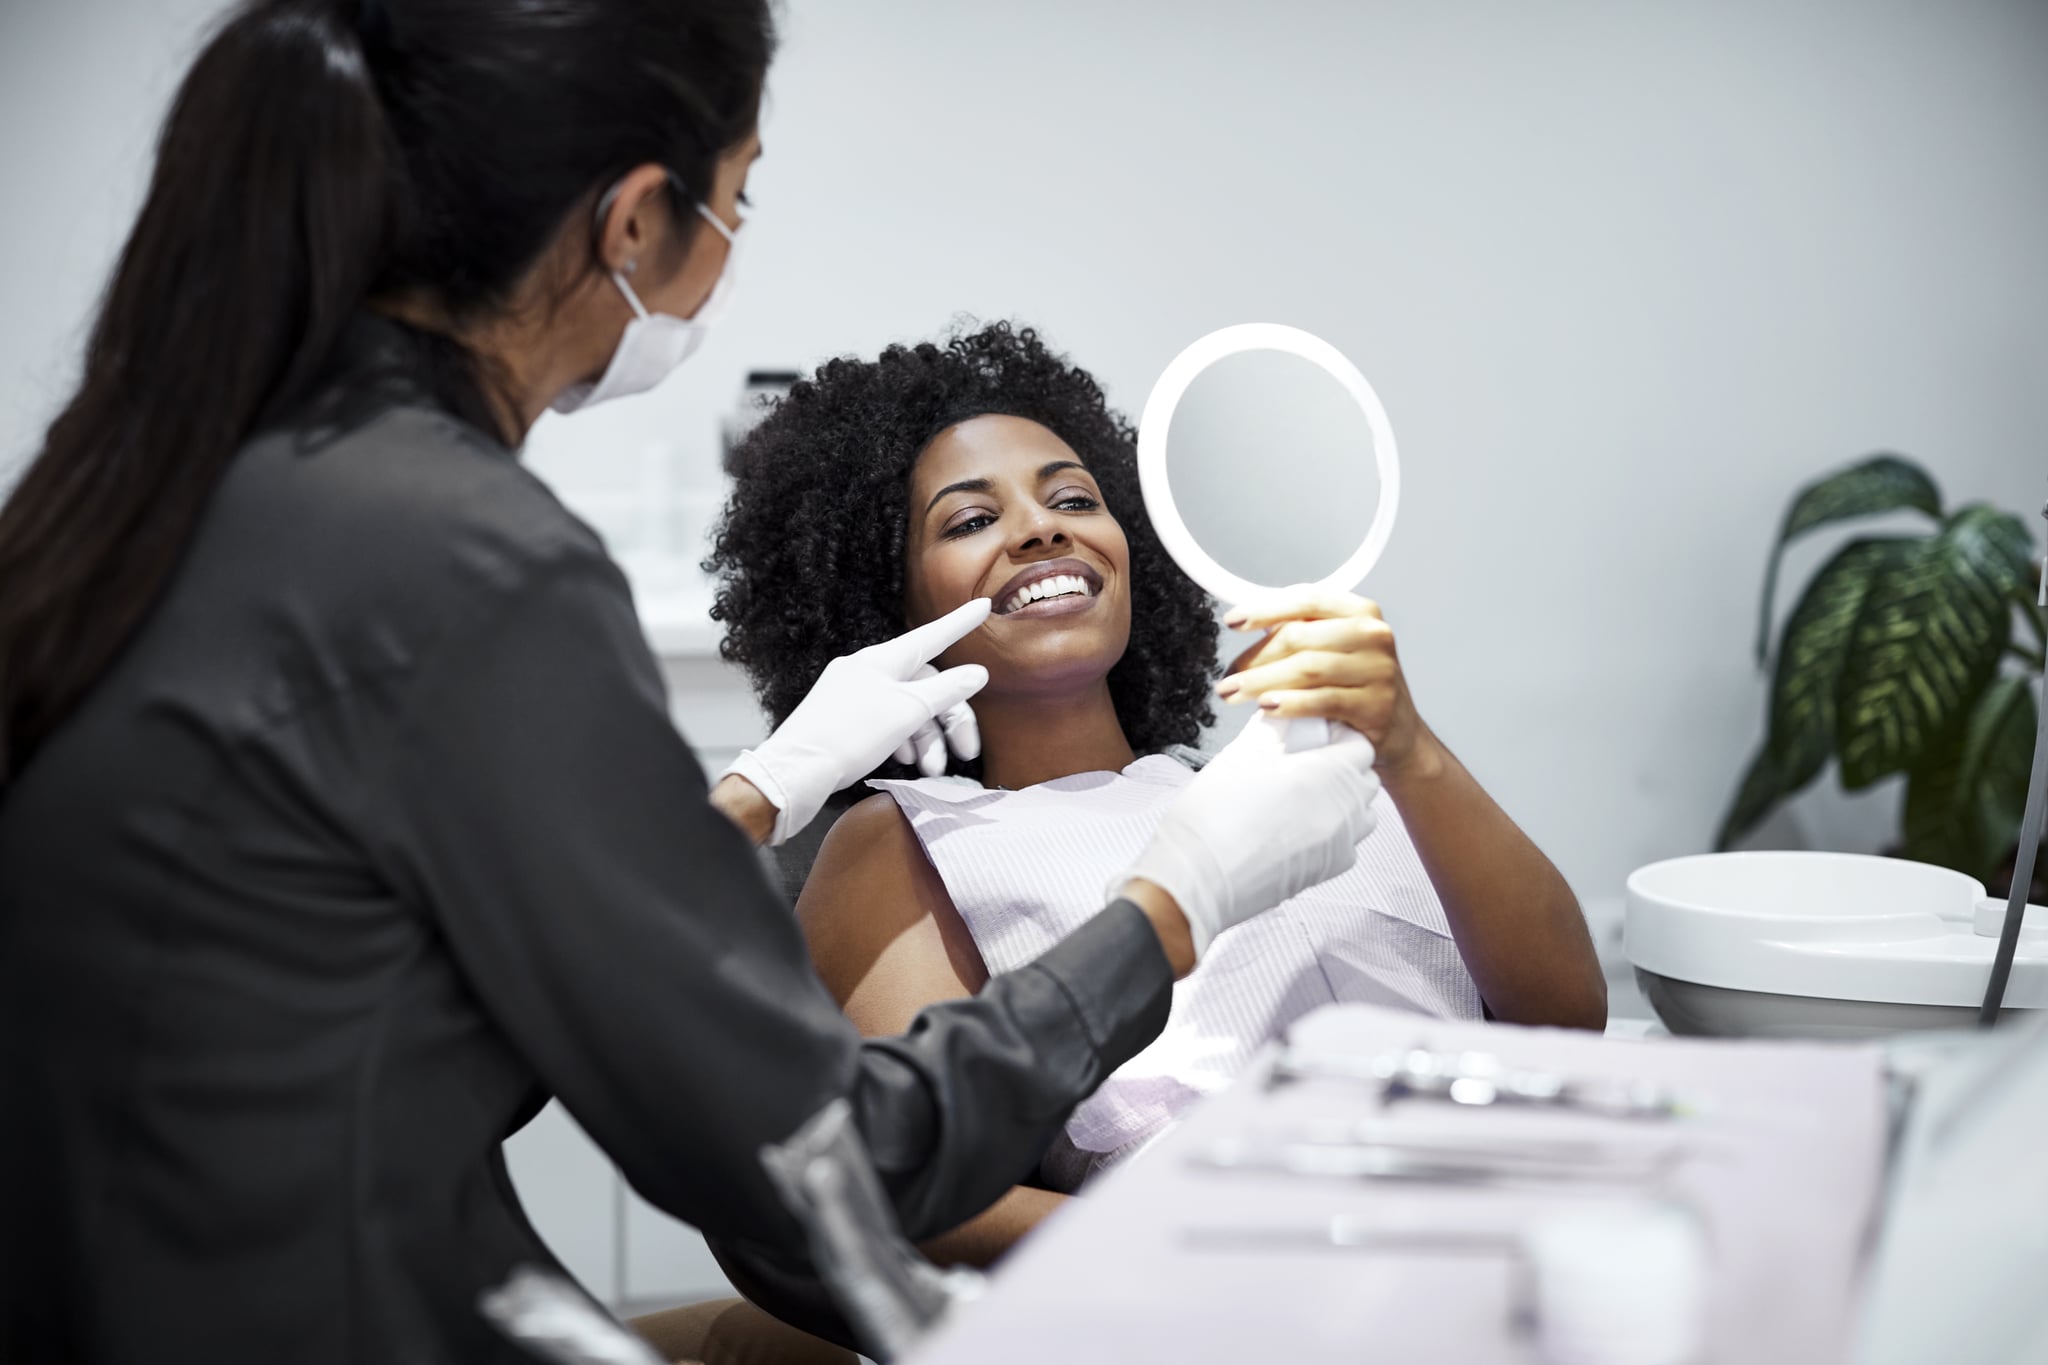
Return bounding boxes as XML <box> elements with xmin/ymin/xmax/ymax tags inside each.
<box><xmin>764</xmin><ymin>789</ymin><xmax>867</xmax><ymax>907</ymax></box>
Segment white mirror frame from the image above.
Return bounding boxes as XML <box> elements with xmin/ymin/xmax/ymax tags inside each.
<box><xmin>1136</xmin><ymin>323</ymin><xmax>1400</xmax><ymax>606</ymax></box>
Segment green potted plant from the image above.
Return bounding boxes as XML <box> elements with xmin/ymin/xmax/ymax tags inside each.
<box><xmin>1720</xmin><ymin>454</ymin><xmax>2045</xmax><ymax>898</ymax></box>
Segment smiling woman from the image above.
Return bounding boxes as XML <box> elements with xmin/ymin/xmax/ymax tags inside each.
<box><xmin>706</xmin><ymin>322</ymin><xmax>1604</xmax><ymax>1274</ymax></box>
<box><xmin>708</xmin><ymin>322</ymin><xmax>1217</xmax><ymax>789</ymax></box>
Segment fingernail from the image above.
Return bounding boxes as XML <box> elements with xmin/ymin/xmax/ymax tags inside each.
<box><xmin>1223</xmin><ymin>612</ymin><xmax>1248</xmax><ymax>629</ymax></box>
<box><xmin>1258</xmin><ymin>697</ymin><xmax>1280</xmax><ymax>711</ymax></box>
<box><xmin>1215</xmin><ymin>679</ymin><xmax>1238</xmax><ymax>699</ymax></box>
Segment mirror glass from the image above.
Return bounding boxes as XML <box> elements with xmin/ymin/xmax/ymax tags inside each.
<box><xmin>1158</xmin><ymin>347</ymin><xmax>1387</xmax><ymax>593</ymax></box>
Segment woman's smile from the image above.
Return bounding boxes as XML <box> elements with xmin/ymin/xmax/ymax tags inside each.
<box><xmin>991</xmin><ymin>557</ymin><xmax>1105</xmax><ymax>618</ymax></box>
<box><xmin>999</xmin><ymin>583</ymin><xmax>1099</xmax><ymax>620</ymax></box>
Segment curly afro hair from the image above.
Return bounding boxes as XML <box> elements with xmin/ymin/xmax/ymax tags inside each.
<box><xmin>706</xmin><ymin>320</ymin><xmax>1217</xmax><ymax>781</ymax></box>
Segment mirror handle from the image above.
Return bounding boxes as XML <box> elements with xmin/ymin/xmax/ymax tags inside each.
<box><xmin>1266</xmin><ymin>713</ymin><xmax>1332</xmax><ymax>752</ymax></box>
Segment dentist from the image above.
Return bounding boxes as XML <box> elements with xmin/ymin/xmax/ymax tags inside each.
<box><xmin>0</xmin><ymin>2</ymin><xmax>1381</xmax><ymax>1361</ymax></box>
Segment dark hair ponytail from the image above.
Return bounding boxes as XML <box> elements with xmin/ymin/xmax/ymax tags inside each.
<box><xmin>0</xmin><ymin>0</ymin><xmax>776</xmax><ymax>780</ymax></box>
<box><xmin>0</xmin><ymin>0</ymin><xmax>389</xmax><ymax>779</ymax></box>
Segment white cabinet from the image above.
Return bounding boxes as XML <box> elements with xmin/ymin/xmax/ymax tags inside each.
<box><xmin>621</xmin><ymin>1183</ymin><xmax>743</xmax><ymax>1305</ymax></box>
<box><xmin>503</xmin><ymin>1100</ymin><xmax>619</xmax><ymax>1299</ymax></box>
<box><xmin>505</xmin><ymin>1099</ymin><xmax>754</xmax><ymax>1312</ymax></box>
<box><xmin>657</xmin><ymin>651</ymin><xmax>771</xmax><ymax>777</ymax></box>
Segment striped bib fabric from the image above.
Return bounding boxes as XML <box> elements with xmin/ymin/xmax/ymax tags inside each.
<box><xmin>869</xmin><ymin>752</ymin><xmax>1482</xmax><ymax>1187</ymax></box>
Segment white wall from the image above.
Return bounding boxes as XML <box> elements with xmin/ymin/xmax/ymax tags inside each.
<box><xmin>0</xmin><ymin>0</ymin><xmax>227</xmax><ymax>474</ymax></box>
<box><xmin>530</xmin><ymin>0</ymin><xmax>2048</xmax><ymax>905</ymax></box>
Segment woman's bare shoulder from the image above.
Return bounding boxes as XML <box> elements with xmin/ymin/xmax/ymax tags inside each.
<box><xmin>796</xmin><ymin>791</ymin><xmax>989</xmax><ymax>1028</ymax></box>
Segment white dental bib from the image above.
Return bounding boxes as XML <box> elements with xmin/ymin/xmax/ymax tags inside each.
<box><xmin>869</xmin><ymin>753</ymin><xmax>1480</xmax><ymax>1187</ymax></box>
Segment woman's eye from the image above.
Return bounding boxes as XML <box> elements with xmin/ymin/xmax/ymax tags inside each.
<box><xmin>942</xmin><ymin>513</ymin><xmax>995</xmax><ymax>539</ymax></box>
<box><xmin>1054</xmin><ymin>493</ymin><xmax>1100</xmax><ymax>511</ymax></box>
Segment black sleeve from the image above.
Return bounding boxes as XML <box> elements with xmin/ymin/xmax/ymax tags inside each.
<box><xmin>366</xmin><ymin>551</ymin><xmax>1173</xmax><ymax>1252</ymax></box>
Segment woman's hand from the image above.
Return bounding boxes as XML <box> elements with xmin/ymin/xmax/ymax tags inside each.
<box><xmin>1214</xmin><ymin>585</ymin><xmax>1437</xmax><ymax>780</ymax></box>
<box><xmin>1216</xmin><ymin>587</ymin><xmax>1607</xmax><ymax>1029</ymax></box>
<box><xmin>722</xmin><ymin>598</ymin><xmax>992</xmax><ymax>845</ymax></box>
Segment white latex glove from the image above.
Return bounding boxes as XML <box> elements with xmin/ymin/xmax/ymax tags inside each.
<box><xmin>1113</xmin><ymin>711</ymin><xmax>1381</xmax><ymax>958</ymax></box>
<box><xmin>724</xmin><ymin>598</ymin><xmax>992</xmax><ymax>845</ymax></box>
<box><xmin>893</xmin><ymin>664</ymin><xmax>982</xmax><ymax>778</ymax></box>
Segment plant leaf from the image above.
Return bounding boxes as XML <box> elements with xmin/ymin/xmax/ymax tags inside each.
<box><xmin>1766</xmin><ymin>538</ymin><xmax>1907</xmax><ymax>790</ymax></box>
<box><xmin>1902</xmin><ymin>674</ymin><xmax>2037</xmax><ymax>877</ymax></box>
<box><xmin>1943</xmin><ymin>503</ymin><xmax>2035</xmax><ymax>599</ymax></box>
<box><xmin>1755</xmin><ymin>455</ymin><xmax>1942</xmax><ymax>664</ymax></box>
<box><xmin>1835</xmin><ymin>508</ymin><xmax>2027</xmax><ymax>788</ymax></box>
<box><xmin>1717</xmin><ymin>744</ymin><xmax>1798</xmax><ymax>850</ymax></box>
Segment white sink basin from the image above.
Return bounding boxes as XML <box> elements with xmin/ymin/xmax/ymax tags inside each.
<box><xmin>1624</xmin><ymin>851</ymin><xmax>2045</xmax><ymax>1038</ymax></box>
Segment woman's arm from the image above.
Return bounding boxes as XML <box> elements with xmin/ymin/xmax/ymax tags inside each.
<box><xmin>1373</xmin><ymin>723</ymin><xmax>1606</xmax><ymax>1028</ymax></box>
<box><xmin>798</xmin><ymin>794</ymin><xmax>988</xmax><ymax>1019</ymax></box>
<box><xmin>1218</xmin><ymin>591</ymin><xmax>1606</xmax><ymax>1030</ymax></box>
<box><xmin>799</xmin><ymin>793</ymin><xmax>1072</xmax><ymax>1263</ymax></box>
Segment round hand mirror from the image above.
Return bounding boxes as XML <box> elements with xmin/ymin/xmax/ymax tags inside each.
<box><xmin>1137</xmin><ymin>323</ymin><xmax>1401</xmax><ymax>749</ymax></box>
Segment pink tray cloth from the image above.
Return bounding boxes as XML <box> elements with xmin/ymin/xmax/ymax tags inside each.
<box><xmin>908</xmin><ymin>1002</ymin><xmax>1887</xmax><ymax>1365</ymax></box>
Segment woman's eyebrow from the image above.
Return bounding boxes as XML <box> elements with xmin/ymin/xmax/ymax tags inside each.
<box><xmin>924</xmin><ymin>477</ymin><xmax>994</xmax><ymax>516</ymax></box>
<box><xmin>923</xmin><ymin>461</ymin><xmax>1091</xmax><ymax>517</ymax></box>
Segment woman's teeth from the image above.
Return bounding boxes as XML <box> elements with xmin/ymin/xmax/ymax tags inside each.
<box><xmin>1001</xmin><ymin>574</ymin><xmax>1096</xmax><ymax>614</ymax></box>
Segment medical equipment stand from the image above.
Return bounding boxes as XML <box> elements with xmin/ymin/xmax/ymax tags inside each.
<box><xmin>1977</xmin><ymin>495</ymin><xmax>2048</xmax><ymax>1027</ymax></box>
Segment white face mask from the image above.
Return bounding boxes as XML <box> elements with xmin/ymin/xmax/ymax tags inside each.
<box><xmin>551</xmin><ymin>201</ymin><xmax>744</xmax><ymax>415</ymax></box>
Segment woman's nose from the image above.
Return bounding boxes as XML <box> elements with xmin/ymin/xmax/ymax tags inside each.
<box><xmin>1009</xmin><ymin>506</ymin><xmax>1067</xmax><ymax>553</ymax></box>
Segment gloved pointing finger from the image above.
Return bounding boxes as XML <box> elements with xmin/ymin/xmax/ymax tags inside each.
<box><xmin>721</xmin><ymin>600</ymin><xmax>994</xmax><ymax>845</ymax></box>
<box><xmin>866</xmin><ymin>597</ymin><xmax>994</xmax><ymax>672</ymax></box>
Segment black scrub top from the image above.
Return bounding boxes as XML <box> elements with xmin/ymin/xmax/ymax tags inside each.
<box><xmin>0</xmin><ymin>316</ymin><xmax>1173</xmax><ymax>1363</ymax></box>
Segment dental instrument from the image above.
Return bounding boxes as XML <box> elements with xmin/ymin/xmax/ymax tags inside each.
<box><xmin>1265</xmin><ymin>1043</ymin><xmax>1690</xmax><ymax>1120</ymax></box>
<box><xmin>1189</xmin><ymin>1134</ymin><xmax>1680</xmax><ymax>1188</ymax></box>
<box><xmin>1177</xmin><ymin>1219</ymin><xmax>1525</xmax><ymax>1255</ymax></box>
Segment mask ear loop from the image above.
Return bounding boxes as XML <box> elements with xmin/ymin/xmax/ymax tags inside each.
<box><xmin>609</xmin><ymin>266</ymin><xmax>652</xmax><ymax>318</ymax></box>
<box><xmin>589</xmin><ymin>167</ymin><xmax>691</xmax><ymax>316</ymax></box>
<box><xmin>693</xmin><ymin>201</ymin><xmax>738</xmax><ymax>244</ymax></box>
